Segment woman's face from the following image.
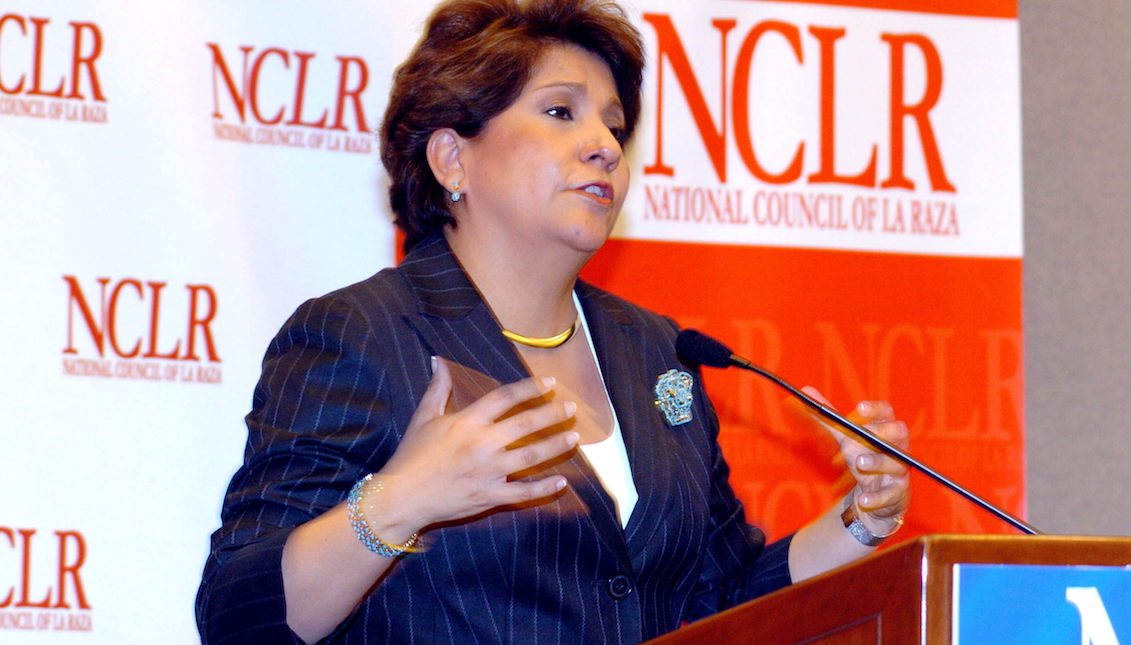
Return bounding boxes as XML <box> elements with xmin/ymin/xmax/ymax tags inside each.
<box><xmin>457</xmin><ymin>43</ymin><xmax>629</xmax><ymax>256</ymax></box>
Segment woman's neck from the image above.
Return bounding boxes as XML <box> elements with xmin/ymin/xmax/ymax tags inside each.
<box><xmin>444</xmin><ymin>226</ymin><xmax>586</xmax><ymax>337</ymax></box>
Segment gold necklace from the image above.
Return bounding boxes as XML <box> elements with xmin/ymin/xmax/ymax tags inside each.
<box><xmin>501</xmin><ymin>316</ymin><xmax>579</xmax><ymax>349</ymax></box>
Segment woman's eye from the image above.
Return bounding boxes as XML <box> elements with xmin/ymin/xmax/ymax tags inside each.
<box><xmin>546</xmin><ymin>105</ymin><xmax>572</xmax><ymax>120</ymax></box>
<box><xmin>609</xmin><ymin>125</ymin><xmax>627</xmax><ymax>143</ymax></box>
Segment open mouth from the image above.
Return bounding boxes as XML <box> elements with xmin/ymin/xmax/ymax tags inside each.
<box><xmin>578</xmin><ymin>183</ymin><xmax>613</xmax><ymax>204</ymax></box>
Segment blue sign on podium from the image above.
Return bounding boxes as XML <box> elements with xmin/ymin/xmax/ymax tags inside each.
<box><xmin>953</xmin><ymin>563</ymin><xmax>1131</xmax><ymax>644</ymax></box>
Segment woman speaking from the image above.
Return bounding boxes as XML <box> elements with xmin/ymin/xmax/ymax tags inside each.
<box><xmin>196</xmin><ymin>0</ymin><xmax>910</xmax><ymax>642</ymax></box>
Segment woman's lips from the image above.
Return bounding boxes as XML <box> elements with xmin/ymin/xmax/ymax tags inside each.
<box><xmin>573</xmin><ymin>182</ymin><xmax>613</xmax><ymax>206</ymax></box>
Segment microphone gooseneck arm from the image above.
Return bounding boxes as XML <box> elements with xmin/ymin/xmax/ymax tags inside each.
<box><xmin>677</xmin><ymin>329</ymin><xmax>1042</xmax><ymax>536</ymax></box>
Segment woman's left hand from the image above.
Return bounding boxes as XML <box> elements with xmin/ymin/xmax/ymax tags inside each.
<box><xmin>803</xmin><ymin>387</ymin><xmax>911</xmax><ymax>537</ymax></box>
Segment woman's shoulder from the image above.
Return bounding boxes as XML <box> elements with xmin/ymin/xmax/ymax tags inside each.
<box><xmin>322</xmin><ymin>265</ymin><xmax>411</xmax><ymax>305</ymax></box>
<box><xmin>270</xmin><ymin>267</ymin><xmax>418</xmax><ymax>346</ymax></box>
<box><xmin>576</xmin><ymin>280</ymin><xmax>680</xmax><ymax>338</ymax></box>
<box><xmin>307</xmin><ymin>264</ymin><xmax>417</xmax><ymax>312</ymax></box>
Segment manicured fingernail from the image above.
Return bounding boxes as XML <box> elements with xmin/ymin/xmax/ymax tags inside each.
<box><xmin>541</xmin><ymin>376</ymin><xmax>556</xmax><ymax>389</ymax></box>
<box><xmin>858</xmin><ymin>493</ymin><xmax>871</xmax><ymax>507</ymax></box>
<box><xmin>858</xmin><ymin>454</ymin><xmax>875</xmax><ymax>469</ymax></box>
<box><xmin>563</xmin><ymin>401</ymin><xmax>577</xmax><ymax>416</ymax></box>
<box><xmin>858</xmin><ymin>401</ymin><xmax>872</xmax><ymax>413</ymax></box>
<box><xmin>430</xmin><ymin>355</ymin><xmax>438</xmax><ymax>372</ymax></box>
<box><xmin>566</xmin><ymin>431</ymin><xmax>579</xmax><ymax>446</ymax></box>
<box><xmin>555</xmin><ymin>477</ymin><xmax>568</xmax><ymax>490</ymax></box>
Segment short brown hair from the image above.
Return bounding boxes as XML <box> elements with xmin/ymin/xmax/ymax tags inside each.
<box><xmin>380</xmin><ymin>0</ymin><xmax>644</xmax><ymax>251</ymax></box>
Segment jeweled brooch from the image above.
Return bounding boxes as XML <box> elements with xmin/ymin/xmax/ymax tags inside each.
<box><xmin>654</xmin><ymin>369</ymin><xmax>694</xmax><ymax>426</ymax></box>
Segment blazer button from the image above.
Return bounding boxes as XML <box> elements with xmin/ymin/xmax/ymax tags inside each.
<box><xmin>607</xmin><ymin>574</ymin><xmax>633</xmax><ymax>600</ymax></box>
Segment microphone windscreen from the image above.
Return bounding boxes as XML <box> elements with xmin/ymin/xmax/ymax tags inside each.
<box><xmin>675</xmin><ymin>329</ymin><xmax>734</xmax><ymax>368</ymax></box>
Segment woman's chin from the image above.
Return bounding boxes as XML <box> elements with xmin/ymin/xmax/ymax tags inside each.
<box><xmin>560</xmin><ymin>222</ymin><xmax>613</xmax><ymax>256</ymax></box>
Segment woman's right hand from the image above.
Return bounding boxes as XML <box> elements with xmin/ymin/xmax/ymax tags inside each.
<box><xmin>370</xmin><ymin>357</ymin><xmax>580</xmax><ymax>540</ymax></box>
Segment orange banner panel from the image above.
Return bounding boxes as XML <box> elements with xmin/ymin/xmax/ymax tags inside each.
<box><xmin>583</xmin><ymin>238</ymin><xmax>1025</xmax><ymax>543</ymax></box>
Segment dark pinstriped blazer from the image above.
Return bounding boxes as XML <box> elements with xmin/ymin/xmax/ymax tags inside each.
<box><xmin>196</xmin><ymin>235</ymin><xmax>792</xmax><ymax>644</ymax></box>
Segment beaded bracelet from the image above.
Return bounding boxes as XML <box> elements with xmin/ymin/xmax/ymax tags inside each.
<box><xmin>346</xmin><ymin>473</ymin><xmax>420</xmax><ymax>557</ymax></box>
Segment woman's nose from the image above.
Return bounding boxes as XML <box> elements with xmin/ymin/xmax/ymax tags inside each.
<box><xmin>581</xmin><ymin>125</ymin><xmax>622</xmax><ymax>172</ymax></box>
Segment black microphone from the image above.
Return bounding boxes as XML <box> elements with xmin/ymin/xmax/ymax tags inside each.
<box><xmin>676</xmin><ymin>328</ymin><xmax>1042</xmax><ymax>536</ymax></box>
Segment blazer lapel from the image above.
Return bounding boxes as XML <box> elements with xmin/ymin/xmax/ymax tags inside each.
<box><xmin>577</xmin><ymin>283</ymin><xmax>684</xmax><ymax>560</ymax></box>
<box><xmin>397</xmin><ymin>236</ymin><xmax>527</xmax><ymax>385</ymax></box>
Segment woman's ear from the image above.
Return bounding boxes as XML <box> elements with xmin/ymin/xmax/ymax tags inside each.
<box><xmin>426</xmin><ymin>128</ymin><xmax>466</xmax><ymax>202</ymax></box>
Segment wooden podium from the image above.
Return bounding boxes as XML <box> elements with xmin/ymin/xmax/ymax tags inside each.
<box><xmin>646</xmin><ymin>535</ymin><xmax>1131</xmax><ymax>644</ymax></box>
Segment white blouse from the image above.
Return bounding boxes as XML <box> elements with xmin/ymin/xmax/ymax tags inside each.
<box><xmin>574</xmin><ymin>293</ymin><xmax>638</xmax><ymax>529</ymax></box>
